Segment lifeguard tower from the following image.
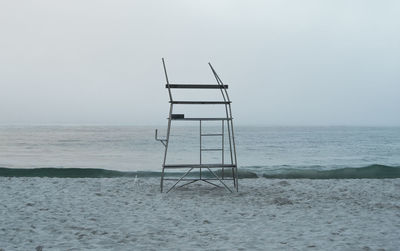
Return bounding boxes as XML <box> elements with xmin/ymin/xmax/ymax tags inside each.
<box><xmin>155</xmin><ymin>59</ymin><xmax>238</xmax><ymax>192</ymax></box>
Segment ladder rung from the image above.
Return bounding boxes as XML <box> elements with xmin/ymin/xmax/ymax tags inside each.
<box><xmin>166</xmin><ymin>84</ymin><xmax>228</xmax><ymax>89</ymax></box>
<box><xmin>201</xmin><ymin>134</ymin><xmax>223</xmax><ymax>136</ymax></box>
<box><xmin>163</xmin><ymin>164</ymin><xmax>236</xmax><ymax>168</ymax></box>
<box><xmin>169</xmin><ymin>117</ymin><xmax>232</xmax><ymax>121</ymax></box>
<box><xmin>163</xmin><ymin>178</ymin><xmax>235</xmax><ymax>181</ymax></box>
<box><xmin>201</xmin><ymin>148</ymin><xmax>223</xmax><ymax>151</ymax></box>
<box><xmin>171</xmin><ymin>101</ymin><xmax>231</xmax><ymax>104</ymax></box>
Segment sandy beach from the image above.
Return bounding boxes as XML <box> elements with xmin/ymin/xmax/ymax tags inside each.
<box><xmin>1</xmin><ymin>177</ymin><xmax>399</xmax><ymax>250</ymax></box>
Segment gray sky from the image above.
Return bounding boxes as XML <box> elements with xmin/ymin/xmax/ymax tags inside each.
<box><xmin>1</xmin><ymin>0</ymin><xmax>399</xmax><ymax>126</ymax></box>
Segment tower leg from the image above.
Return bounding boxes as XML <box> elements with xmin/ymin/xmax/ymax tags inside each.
<box><xmin>160</xmin><ymin>167</ymin><xmax>165</xmax><ymax>192</ymax></box>
<box><xmin>235</xmin><ymin>166</ymin><xmax>239</xmax><ymax>192</ymax></box>
<box><xmin>161</xmin><ymin>103</ymin><xmax>173</xmax><ymax>192</ymax></box>
<box><xmin>232</xmin><ymin>167</ymin><xmax>236</xmax><ymax>188</ymax></box>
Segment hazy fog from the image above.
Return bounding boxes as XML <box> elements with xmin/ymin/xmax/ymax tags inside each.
<box><xmin>1</xmin><ymin>0</ymin><xmax>399</xmax><ymax>126</ymax></box>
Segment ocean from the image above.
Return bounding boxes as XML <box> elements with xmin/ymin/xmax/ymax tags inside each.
<box><xmin>1</xmin><ymin>125</ymin><xmax>399</xmax><ymax>178</ymax></box>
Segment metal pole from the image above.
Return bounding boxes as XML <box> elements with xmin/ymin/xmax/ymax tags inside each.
<box><xmin>229</xmin><ymin>104</ymin><xmax>239</xmax><ymax>192</ymax></box>
<box><xmin>162</xmin><ymin>58</ymin><xmax>173</xmax><ymax>102</ymax></box>
<box><xmin>161</xmin><ymin>103</ymin><xmax>173</xmax><ymax>192</ymax></box>
<box><xmin>161</xmin><ymin>58</ymin><xmax>174</xmax><ymax>192</ymax></box>
<box><xmin>222</xmin><ymin>120</ymin><xmax>224</xmax><ymax>179</ymax></box>
<box><xmin>199</xmin><ymin>120</ymin><xmax>202</xmax><ymax>180</ymax></box>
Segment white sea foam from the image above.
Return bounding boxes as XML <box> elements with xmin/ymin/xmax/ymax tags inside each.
<box><xmin>1</xmin><ymin>178</ymin><xmax>399</xmax><ymax>250</ymax></box>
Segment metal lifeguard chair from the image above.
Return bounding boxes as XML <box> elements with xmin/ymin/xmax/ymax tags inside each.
<box><xmin>155</xmin><ymin>58</ymin><xmax>238</xmax><ymax>192</ymax></box>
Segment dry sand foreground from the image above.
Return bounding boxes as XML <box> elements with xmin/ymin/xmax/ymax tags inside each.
<box><xmin>1</xmin><ymin>178</ymin><xmax>399</xmax><ymax>250</ymax></box>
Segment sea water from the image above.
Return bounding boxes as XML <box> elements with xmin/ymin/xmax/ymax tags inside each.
<box><xmin>0</xmin><ymin>126</ymin><xmax>399</xmax><ymax>178</ymax></box>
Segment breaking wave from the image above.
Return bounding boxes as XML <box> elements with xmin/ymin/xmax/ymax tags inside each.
<box><xmin>0</xmin><ymin>167</ymin><xmax>144</xmax><ymax>178</ymax></box>
<box><xmin>261</xmin><ymin>164</ymin><xmax>400</xmax><ymax>179</ymax></box>
<box><xmin>0</xmin><ymin>164</ymin><xmax>399</xmax><ymax>179</ymax></box>
<box><xmin>0</xmin><ymin>167</ymin><xmax>255</xmax><ymax>179</ymax></box>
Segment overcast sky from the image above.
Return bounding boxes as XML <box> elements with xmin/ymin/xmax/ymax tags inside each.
<box><xmin>0</xmin><ymin>0</ymin><xmax>399</xmax><ymax>126</ymax></box>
